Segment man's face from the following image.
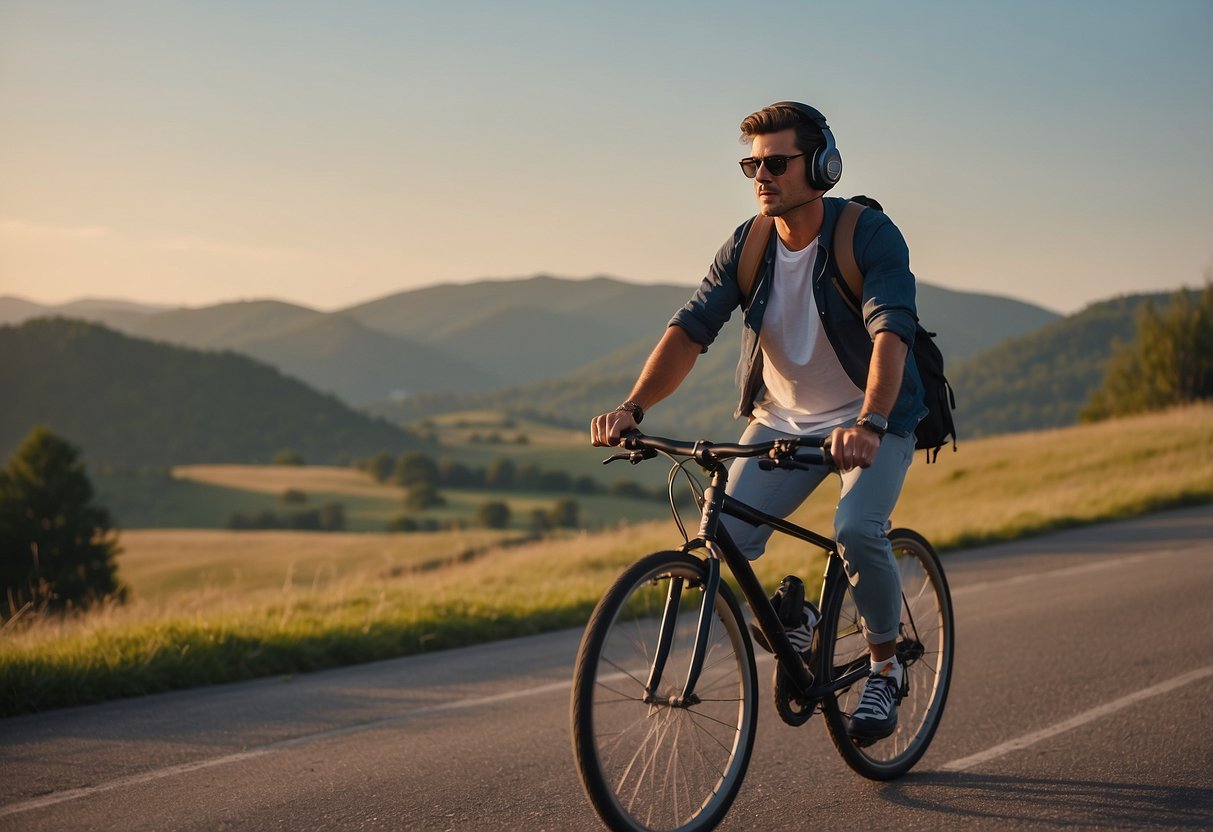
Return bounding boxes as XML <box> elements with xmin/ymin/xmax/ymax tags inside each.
<box><xmin>749</xmin><ymin>128</ymin><xmax>819</xmax><ymax>217</ymax></box>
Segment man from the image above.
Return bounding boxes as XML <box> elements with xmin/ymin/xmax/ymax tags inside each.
<box><xmin>589</xmin><ymin>101</ymin><xmax>926</xmax><ymax>742</ymax></box>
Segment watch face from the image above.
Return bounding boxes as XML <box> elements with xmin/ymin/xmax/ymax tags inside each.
<box><xmin>859</xmin><ymin>414</ymin><xmax>888</xmax><ymax>434</ymax></box>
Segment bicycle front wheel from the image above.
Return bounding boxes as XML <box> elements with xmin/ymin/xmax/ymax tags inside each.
<box><xmin>820</xmin><ymin>528</ymin><xmax>954</xmax><ymax>780</ymax></box>
<box><xmin>570</xmin><ymin>550</ymin><xmax>758</xmax><ymax>832</ymax></box>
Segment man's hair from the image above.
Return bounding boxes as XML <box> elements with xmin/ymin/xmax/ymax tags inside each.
<box><xmin>739</xmin><ymin>103</ymin><xmax>825</xmax><ymax>156</ymax></box>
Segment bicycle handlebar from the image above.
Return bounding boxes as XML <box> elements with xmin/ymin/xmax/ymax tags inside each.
<box><xmin>611</xmin><ymin>430</ymin><xmax>835</xmax><ymax>471</ymax></box>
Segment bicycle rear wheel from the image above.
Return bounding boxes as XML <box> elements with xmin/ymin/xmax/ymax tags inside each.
<box><xmin>820</xmin><ymin>528</ymin><xmax>954</xmax><ymax>780</ymax></box>
<box><xmin>570</xmin><ymin>550</ymin><xmax>758</xmax><ymax>832</ymax></box>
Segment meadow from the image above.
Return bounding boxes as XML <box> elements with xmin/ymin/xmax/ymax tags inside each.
<box><xmin>2</xmin><ymin>404</ymin><xmax>1210</xmax><ymax>716</ymax></box>
<box><xmin>94</xmin><ymin>414</ymin><xmax>680</xmax><ymax>532</ymax></box>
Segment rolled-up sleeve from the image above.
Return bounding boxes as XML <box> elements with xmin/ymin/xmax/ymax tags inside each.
<box><xmin>854</xmin><ymin>213</ymin><xmax>918</xmax><ymax>346</ymax></box>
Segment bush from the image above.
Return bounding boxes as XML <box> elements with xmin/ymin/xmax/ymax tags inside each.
<box><xmin>280</xmin><ymin>488</ymin><xmax>308</xmax><ymax>505</ymax></box>
<box><xmin>273</xmin><ymin>449</ymin><xmax>305</xmax><ymax>466</ymax></box>
<box><xmin>547</xmin><ymin>498</ymin><xmax>580</xmax><ymax>529</ymax></box>
<box><xmin>404</xmin><ymin>484</ymin><xmax>446</xmax><ymax>510</ymax></box>
<box><xmin>476</xmin><ymin>501</ymin><xmax>511</xmax><ymax>529</ymax></box>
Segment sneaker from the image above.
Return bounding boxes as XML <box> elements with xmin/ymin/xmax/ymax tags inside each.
<box><xmin>847</xmin><ymin>660</ymin><xmax>903</xmax><ymax>741</ymax></box>
<box><xmin>750</xmin><ymin>575</ymin><xmax>819</xmax><ymax>660</ymax></box>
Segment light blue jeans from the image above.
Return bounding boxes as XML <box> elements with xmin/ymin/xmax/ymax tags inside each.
<box><xmin>720</xmin><ymin>421</ymin><xmax>915</xmax><ymax>643</ymax></box>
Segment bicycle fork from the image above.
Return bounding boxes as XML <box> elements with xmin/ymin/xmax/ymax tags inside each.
<box><xmin>642</xmin><ymin>554</ymin><xmax>720</xmax><ymax>708</ymax></box>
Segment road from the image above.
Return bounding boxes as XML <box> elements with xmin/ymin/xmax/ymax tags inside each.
<box><xmin>2</xmin><ymin>506</ymin><xmax>1211</xmax><ymax>831</ymax></box>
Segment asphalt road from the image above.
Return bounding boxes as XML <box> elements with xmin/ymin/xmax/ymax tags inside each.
<box><xmin>2</xmin><ymin>506</ymin><xmax>1211</xmax><ymax>831</ymax></box>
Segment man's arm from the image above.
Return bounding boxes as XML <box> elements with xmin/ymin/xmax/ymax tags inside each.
<box><xmin>590</xmin><ymin>325</ymin><xmax>702</xmax><ymax>447</ymax></box>
<box><xmin>829</xmin><ymin>330</ymin><xmax>908</xmax><ymax>470</ymax></box>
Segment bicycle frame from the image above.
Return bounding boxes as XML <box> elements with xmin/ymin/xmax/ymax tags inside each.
<box><xmin>644</xmin><ymin>457</ymin><xmax>870</xmax><ymax>708</ymax></box>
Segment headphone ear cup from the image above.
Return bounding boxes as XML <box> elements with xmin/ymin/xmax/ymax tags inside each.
<box><xmin>813</xmin><ymin>146</ymin><xmax>843</xmax><ymax>190</ymax></box>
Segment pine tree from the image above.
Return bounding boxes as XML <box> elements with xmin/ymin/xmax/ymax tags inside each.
<box><xmin>0</xmin><ymin>427</ymin><xmax>124</xmax><ymax>616</ymax></box>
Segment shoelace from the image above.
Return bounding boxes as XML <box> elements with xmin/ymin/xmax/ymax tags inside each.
<box><xmin>852</xmin><ymin>672</ymin><xmax>898</xmax><ymax>719</ymax></box>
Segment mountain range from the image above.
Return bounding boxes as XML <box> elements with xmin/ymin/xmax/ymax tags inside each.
<box><xmin>1</xmin><ymin>276</ymin><xmax>1059</xmax><ymax>407</ymax></box>
<box><xmin>2</xmin><ymin>277</ymin><xmax>1179</xmax><ymax>465</ymax></box>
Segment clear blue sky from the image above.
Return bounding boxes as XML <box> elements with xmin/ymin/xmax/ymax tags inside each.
<box><xmin>2</xmin><ymin>0</ymin><xmax>1210</xmax><ymax>313</ymax></box>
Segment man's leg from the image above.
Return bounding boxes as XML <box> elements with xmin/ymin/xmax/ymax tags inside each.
<box><xmin>720</xmin><ymin>422</ymin><xmax>832</xmax><ymax>560</ymax></box>
<box><xmin>833</xmin><ymin>431</ymin><xmax>915</xmax><ymax>740</ymax></box>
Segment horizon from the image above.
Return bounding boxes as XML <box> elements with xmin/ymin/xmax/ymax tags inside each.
<box><xmin>2</xmin><ymin>1</ymin><xmax>1211</xmax><ymax>316</ymax></box>
<box><xmin>1</xmin><ymin>270</ymin><xmax>1204</xmax><ymax>319</ymax></box>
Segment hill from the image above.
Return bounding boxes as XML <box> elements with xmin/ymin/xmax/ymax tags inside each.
<box><xmin>0</xmin><ymin>318</ymin><xmax>420</xmax><ymax>467</ymax></box>
<box><xmin>372</xmin><ymin>289</ymin><xmax>1182</xmax><ymax>443</ymax></box>
<box><xmin>339</xmin><ymin>275</ymin><xmax>1059</xmax><ymax>386</ymax></box>
<box><xmin>0</xmin><ymin>295</ymin><xmax>166</xmax><ymax>330</ymax></box>
<box><xmin>1</xmin><ymin>276</ymin><xmax>1059</xmax><ymax>408</ymax></box>
<box><xmin>948</xmin><ymin>291</ymin><xmax>1184</xmax><ymax>437</ymax></box>
<box><xmin>218</xmin><ymin>314</ymin><xmax>498</xmax><ymax>404</ymax></box>
<box><xmin>127</xmin><ymin>299</ymin><xmax>325</xmax><ymax>348</ymax></box>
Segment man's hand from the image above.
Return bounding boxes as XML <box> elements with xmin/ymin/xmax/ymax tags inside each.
<box><xmin>590</xmin><ymin>409</ymin><xmax>638</xmax><ymax>447</ymax></box>
<box><xmin>829</xmin><ymin>426</ymin><xmax>881</xmax><ymax>471</ymax></box>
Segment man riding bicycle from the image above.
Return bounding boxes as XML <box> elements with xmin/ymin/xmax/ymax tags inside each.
<box><xmin>590</xmin><ymin>101</ymin><xmax>926</xmax><ymax>743</ymax></box>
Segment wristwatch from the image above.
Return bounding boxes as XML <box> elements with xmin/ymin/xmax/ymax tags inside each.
<box><xmin>855</xmin><ymin>412</ymin><xmax>888</xmax><ymax>438</ymax></box>
<box><xmin>615</xmin><ymin>400</ymin><xmax>645</xmax><ymax>424</ymax></box>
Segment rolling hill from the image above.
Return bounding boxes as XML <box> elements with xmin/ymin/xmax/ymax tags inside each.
<box><xmin>0</xmin><ymin>276</ymin><xmax>1060</xmax><ymax>409</ymax></box>
<box><xmin>948</xmin><ymin>291</ymin><xmax>1185</xmax><ymax>437</ymax></box>
<box><xmin>0</xmin><ymin>318</ymin><xmax>419</xmax><ymax>467</ymax></box>
<box><xmin>369</xmin><ymin>289</ymin><xmax>1182</xmax><ymax>444</ymax></box>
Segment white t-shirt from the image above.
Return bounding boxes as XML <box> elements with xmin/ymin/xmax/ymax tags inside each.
<box><xmin>751</xmin><ymin>235</ymin><xmax>864</xmax><ymax>434</ymax></box>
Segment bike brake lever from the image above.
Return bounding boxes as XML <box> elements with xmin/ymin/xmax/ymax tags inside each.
<box><xmin>602</xmin><ymin>448</ymin><xmax>658</xmax><ymax>465</ymax></box>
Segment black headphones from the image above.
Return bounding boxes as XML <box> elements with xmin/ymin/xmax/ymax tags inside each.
<box><xmin>770</xmin><ymin>101</ymin><xmax>843</xmax><ymax>190</ymax></box>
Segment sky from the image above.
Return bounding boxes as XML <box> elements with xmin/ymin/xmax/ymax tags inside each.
<box><xmin>1</xmin><ymin>0</ymin><xmax>1210</xmax><ymax>315</ymax></box>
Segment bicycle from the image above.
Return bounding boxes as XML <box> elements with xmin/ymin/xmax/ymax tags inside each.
<box><xmin>570</xmin><ymin>431</ymin><xmax>954</xmax><ymax>832</ymax></box>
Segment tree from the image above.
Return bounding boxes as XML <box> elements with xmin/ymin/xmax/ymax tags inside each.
<box><xmin>548</xmin><ymin>498</ymin><xmax>580</xmax><ymax>529</ymax></box>
<box><xmin>318</xmin><ymin>502</ymin><xmax>346</xmax><ymax>531</ymax></box>
<box><xmin>1083</xmin><ymin>284</ymin><xmax>1213</xmax><ymax>421</ymax></box>
<box><xmin>0</xmin><ymin>427</ymin><xmax>124</xmax><ymax>615</ymax></box>
<box><xmin>394</xmin><ymin>452</ymin><xmax>439</xmax><ymax>488</ymax></box>
<box><xmin>476</xmin><ymin>500</ymin><xmax>512</xmax><ymax>529</ymax></box>
<box><xmin>404</xmin><ymin>483</ymin><xmax>446</xmax><ymax>510</ymax></box>
<box><xmin>485</xmin><ymin>457</ymin><xmax>517</xmax><ymax>489</ymax></box>
<box><xmin>365</xmin><ymin>451</ymin><xmax>395</xmax><ymax>483</ymax></box>
<box><xmin>273</xmin><ymin>448</ymin><xmax>305</xmax><ymax>466</ymax></box>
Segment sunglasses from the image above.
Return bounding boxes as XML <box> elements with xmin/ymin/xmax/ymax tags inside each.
<box><xmin>739</xmin><ymin>153</ymin><xmax>805</xmax><ymax>178</ymax></box>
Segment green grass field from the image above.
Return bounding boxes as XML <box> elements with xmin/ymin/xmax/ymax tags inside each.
<box><xmin>2</xmin><ymin>404</ymin><xmax>1211</xmax><ymax>716</ymax></box>
<box><xmin>96</xmin><ymin>430</ymin><xmax>679</xmax><ymax>531</ymax></box>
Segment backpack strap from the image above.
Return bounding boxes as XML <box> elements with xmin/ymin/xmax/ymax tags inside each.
<box><xmin>737</xmin><ymin>214</ymin><xmax>774</xmax><ymax>308</ymax></box>
<box><xmin>832</xmin><ymin>200</ymin><xmax>867</xmax><ymax>317</ymax></box>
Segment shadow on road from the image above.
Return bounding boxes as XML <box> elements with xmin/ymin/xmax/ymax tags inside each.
<box><xmin>880</xmin><ymin>772</ymin><xmax>1213</xmax><ymax>828</ymax></box>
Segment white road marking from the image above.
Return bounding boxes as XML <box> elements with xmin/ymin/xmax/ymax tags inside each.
<box><xmin>0</xmin><ymin>679</ymin><xmax>573</xmax><ymax>818</ymax></box>
<box><xmin>948</xmin><ymin>545</ymin><xmax>1210</xmax><ymax>598</ymax></box>
<box><xmin>941</xmin><ymin>666</ymin><xmax>1213</xmax><ymax>772</ymax></box>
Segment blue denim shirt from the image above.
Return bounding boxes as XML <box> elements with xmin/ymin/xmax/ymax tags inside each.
<box><xmin>669</xmin><ymin>197</ymin><xmax>927</xmax><ymax>437</ymax></box>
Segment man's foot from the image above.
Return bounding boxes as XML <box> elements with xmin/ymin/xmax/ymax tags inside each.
<box><xmin>751</xmin><ymin>606</ymin><xmax>818</xmax><ymax>658</ymax></box>
<box><xmin>749</xmin><ymin>575</ymin><xmax>819</xmax><ymax>660</ymax></box>
<box><xmin>847</xmin><ymin>659</ymin><xmax>903</xmax><ymax>742</ymax></box>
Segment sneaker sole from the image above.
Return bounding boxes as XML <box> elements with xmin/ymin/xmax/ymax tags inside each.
<box><xmin>846</xmin><ymin>716</ymin><xmax>897</xmax><ymax>742</ymax></box>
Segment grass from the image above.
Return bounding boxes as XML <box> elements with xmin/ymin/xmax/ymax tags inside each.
<box><xmin>98</xmin><ymin>453</ymin><xmax>677</xmax><ymax>531</ymax></box>
<box><xmin>2</xmin><ymin>404</ymin><xmax>1211</xmax><ymax>716</ymax></box>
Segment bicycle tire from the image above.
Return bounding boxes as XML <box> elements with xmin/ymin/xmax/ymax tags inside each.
<box><xmin>819</xmin><ymin>528</ymin><xmax>954</xmax><ymax>780</ymax></box>
<box><xmin>570</xmin><ymin>550</ymin><xmax>759</xmax><ymax>832</ymax></box>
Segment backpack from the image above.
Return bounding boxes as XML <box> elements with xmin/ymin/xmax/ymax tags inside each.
<box><xmin>736</xmin><ymin>198</ymin><xmax>958</xmax><ymax>461</ymax></box>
